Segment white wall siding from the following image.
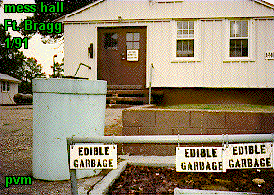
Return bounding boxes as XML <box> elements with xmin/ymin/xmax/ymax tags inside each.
<box><xmin>147</xmin><ymin>21</ymin><xmax>173</xmax><ymax>87</ymax></box>
<box><xmin>64</xmin><ymin>23</ymin><xmax>97</xmax><ymax>79</ymax></box>
<box><xmin>256</xmin><ymin>19</ymin><xmax>274</xmax><ymax>87</ymax></box>
<box><xmin>201</xmin><ymin>20</ymin><xmax>224</xmax><ymax>87</ymax></box>
<box><xmin>150</xmin><ymin>20</ymin><xmax>225</xmax><ymax>88</ymax></box>
<box><xmin>149</xmin><ymin>18</ymin><xmax>274</xmax><ymax>88</ymax></box>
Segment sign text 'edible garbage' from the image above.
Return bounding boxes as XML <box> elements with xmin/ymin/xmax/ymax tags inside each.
<box><xmin>70</xmin><ymin>144</ymin><xmax>117</xmax><ymax>169</ymax></box>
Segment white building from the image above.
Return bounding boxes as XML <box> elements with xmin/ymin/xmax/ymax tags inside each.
<box><xmin>0</xmin><ymin>74</ymin><xmax>21</xmax><ymax>105</ymax></box>
<box><xmin>58</xmin><ymin>0</ymin><xmax>274</xmax><ymax>104</ymax></box>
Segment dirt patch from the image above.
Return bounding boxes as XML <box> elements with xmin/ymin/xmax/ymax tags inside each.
<box><xmin>104</xmin><ymin>108</ymin><xmax>123</xmax><ymax>136</ymax></box>
<box><xmin>0</xmin><ymin>105</ymin><xmax>123</xmax><ymax>194</ymax></box>
<box><xmin>108</xmin><ymin>165</ymin><xmax>274</xmax><ymax>194</ymax></box>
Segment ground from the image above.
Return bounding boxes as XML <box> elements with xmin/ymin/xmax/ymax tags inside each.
<box><xmin>1</xmin><ymin>105</ymin><xmax>274</xmax><ymax>194</ymax></box>
<box><xmin>108</xmin><ymin>165</ymin><xmax>274</xmax><ymax>194</ymax></box>
<box><xmin>0</xmin><ymin>105</ymin><xmax>123</xmax><ymax>194</ymax></box>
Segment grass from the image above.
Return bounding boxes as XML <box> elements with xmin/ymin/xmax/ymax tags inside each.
<box><xmin>156</xmin><ymin>104</ymin><xmax>274</xmax><ymax>112</ymax></box>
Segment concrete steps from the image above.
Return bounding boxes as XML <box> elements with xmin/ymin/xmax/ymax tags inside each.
<box><xmin>107</xmin><ymin>88</ymin><xmax>149</xmax><ymax>107</ymax></box>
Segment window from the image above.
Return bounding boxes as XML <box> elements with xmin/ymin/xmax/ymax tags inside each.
<box><xmin>230</xmin><ymin>21</ymin><xmax>248</xmax><ymax>57</ymax></box>
<box><xmin>126</xmin><ymin>33</ymin><xmax>140</xmax><ymax>50</ymax></box>
<box><xmin>104</xmin><ymin>33</ymin><xmax>118</xmax><ymax>49</ymax></box>
<box><xmin>176</xmin><ymin>21</ymin><xmax>194</xmax><ymax>57</ymax></box>
<box><xmin>1</xmin><ymin>81</ymin><xmax>10</xmax><ymax>92</ymax></box>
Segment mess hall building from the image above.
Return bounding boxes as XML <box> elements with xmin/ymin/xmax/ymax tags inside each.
<box><xmin>57</xmin><ymin>0</ymin><xmax>274</xmax><ymax>105</ymax></box>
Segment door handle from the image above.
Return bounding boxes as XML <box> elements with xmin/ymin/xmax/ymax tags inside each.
<box><xmin>121</xmin><ymin>53</ymin><xmax>126</xmax><ymax>60</ymax></box>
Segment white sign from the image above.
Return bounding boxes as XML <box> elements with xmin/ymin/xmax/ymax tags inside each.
<box><xmin>223</xmin><ymin>142</ymin><xmax>273</xmax><ymax>170</ymax></box>
<box><xmin>70</xmin><ymin>144</ymin><xmax>117</xmax><ymax>169</ymax></box>
<box><xmin>176</xmin><ymin>147</ymin><xmax>224</xmax><ymax>172</ymax></box>
<box><xmin>127</xmin><ymin>50</ymin><xmax>138</xmax><ymax>61</ymax></box>
<box><xmin>265</xmin><ymin>51</ymin><xmax>274</xmax><ymax>60</ymax></box>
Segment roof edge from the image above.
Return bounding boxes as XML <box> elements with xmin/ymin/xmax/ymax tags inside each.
<box><xmin>54</xmin><ymin>0</ymin><xmax>274</xmax><ymax>22</ymax></box>
<box><xmin>67</xmin><ymin>0</ymin><xmax>105</xmax><ymax>18</ymax></box>
<box><xmin>254</xmin><ymin>0</ymin><xmax>274</xmax><ymax>9</ymax></box>
<box><xmin>53</xmin><ymin>0</ymin><xmax>105</xmax><ymax>22</ymax></box>
<box><xmin>0</xmin><ymin>74</ymin><xmax>21</xmax><ymax>83</ymax></box>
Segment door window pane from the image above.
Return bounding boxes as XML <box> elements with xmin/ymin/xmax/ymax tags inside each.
<box><xmin>126</xmin><ymin>42</ymin><xmax>133</xmax><ymax>50</ymax></box>
<box><xmin>133</xmin><ymin>42</ymin><xmax>139</xmax><ymax>50</ymax></box>
<box><xmin>133</xmin><ymin>33</ymin><xmax>140</xmax><ymax>41</ymax></box>
<box><xmin>104</xmin><ymin>33</ymin><xmax>118</xmax><ymax>49</ymax></box>
<box><xmin>126</xmin><ymin>33</ymin><xmax>140</xmax><ymax>50</ymax></box>
<box><xmin>126</xmin><ymin>33</ymin><xmax>133</xmax><ymax>41</ymax></box>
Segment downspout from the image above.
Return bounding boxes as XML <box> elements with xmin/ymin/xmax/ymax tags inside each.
<box><xmin>149</xmin><ymin>63</ymin><xmax>154</xmax><ymax>104</ymax></box>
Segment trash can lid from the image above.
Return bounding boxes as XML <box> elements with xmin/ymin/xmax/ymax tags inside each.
<box><xmin>32</xmin><ymin>78</ymin><xmax>107</xmax><ymax>95</ymax></box>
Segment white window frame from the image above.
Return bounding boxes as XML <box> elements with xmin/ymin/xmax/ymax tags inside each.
<box><xmin>172</xmin><ymin>20</ymin><xmax>201</xmax><ymax>62</ymax></box>
<box><xmin>224</xmin><ymin>19</ymin><xmax>254</xmax><ymax>62</ymax></box>
<box><xmin>1</xmin><ymin>81</ymin><xmax>10</xmax><ymax>92</ymax></box>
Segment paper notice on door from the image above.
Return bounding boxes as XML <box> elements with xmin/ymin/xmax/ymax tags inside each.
<box><xmin>127</xmin><ymin>50</ymin><xmax>138</xmax><ymax>61</ymax></box>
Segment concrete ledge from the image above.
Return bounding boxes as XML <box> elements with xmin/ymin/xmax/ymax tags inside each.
<box><xmin>88</xmin><ymin>160</ymin><xmax>128</xmax><ymax>195</ymax></box>
<box><xmin>174</xmin><ymin>188</ymin><xmax>260</xmax><ymax>194</ymax></box>
<box><xmin>120</xmin><ymin>155</ymin><xmax>175</xmax><ymax>168</ymax></box>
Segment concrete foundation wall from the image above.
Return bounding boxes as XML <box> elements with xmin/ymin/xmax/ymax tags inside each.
<box><xmin>122</xmin><ymin>106</ymin><xmax>274</xmax><ymax>156</ymax></box>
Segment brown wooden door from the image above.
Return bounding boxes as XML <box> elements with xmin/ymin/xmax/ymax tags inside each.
<box><xmin>97</xmin><ymin>26</ymin><xmax>147</xmax><ymax>89</ymax></box>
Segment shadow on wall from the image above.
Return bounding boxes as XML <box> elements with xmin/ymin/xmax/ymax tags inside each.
<box><xmin>158</xmin><ymin>88</ymin><xmax>274</xmax><ymax>106</ymax></box>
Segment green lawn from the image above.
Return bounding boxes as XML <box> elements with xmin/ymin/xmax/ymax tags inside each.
<box><xmin>157</xmin><ymin>104</ymin><xmax>274</xmax><ymax>112</ymax></box>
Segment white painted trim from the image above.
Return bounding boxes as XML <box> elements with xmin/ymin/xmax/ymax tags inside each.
<box><xmin>224</xmin><ymin>19</ymin><xmax>255</xmax><ymax>62</ymax></box>
<box><xmin>63</xmin><ymin>19</ymin><xmax>172</xmax><ymax>25</ymax></box>
<box><xmin>172</xmin><ymin>20</ymin><xmax>201</xmax><ymax>62</ymax></box>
